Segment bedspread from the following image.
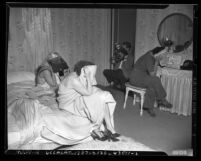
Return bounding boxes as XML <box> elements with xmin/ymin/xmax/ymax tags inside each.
<box><xmin>7</xmin><ymin>80</ymin><xmax>58</xmax><ymax>149</ymax></box>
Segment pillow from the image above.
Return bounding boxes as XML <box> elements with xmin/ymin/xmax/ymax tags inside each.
<box><xmin>160</xmin><ymin>54</ymin><xmax>182</xmax><ymax>69</ymax></box>
<box><xmin>7</xmin><ymin>71</ymin><xmax>35</xmax><ymax>84</ymax></box>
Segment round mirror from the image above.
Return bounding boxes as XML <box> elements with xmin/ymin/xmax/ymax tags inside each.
<box><xmin>157</xmin><ymin>13</ymin><xmax>193</xmax><ymax>53</ymax></box>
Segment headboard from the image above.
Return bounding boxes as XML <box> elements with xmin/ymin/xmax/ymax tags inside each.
<box><xmin>7</xmin><ymin>71</ymin><xmax>35</xmax><ymax>84</ymax></box>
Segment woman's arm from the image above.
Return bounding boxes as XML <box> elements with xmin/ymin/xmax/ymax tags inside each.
<box><xmin>150</xmin><ymin>58</ymin><xmax>159</xmax><ymax>76</ymax></box>
<box><xmin>70</xmin><ymin>78</ymin><xmax>93</xmax><ymax>96</ymax></box>
<box><xmin>59</xmin><ymin>69</ymin><xmax>70</xmax><ymax>81</ymax></box>
<box><xmin>42</xmin><ymin>70</ymin><xmax>58</xmax><ymax>90</ymax></box>
<box><xmin>67</xmin><ymin>69</ymin><xmax>93</xmax><ymax>96</ymax></box>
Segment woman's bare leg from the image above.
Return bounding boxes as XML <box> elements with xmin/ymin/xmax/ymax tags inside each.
<box><xmin>103</xmin><ymin>103</ymin><xmax>116</xmax><ymax>133</ymax></box>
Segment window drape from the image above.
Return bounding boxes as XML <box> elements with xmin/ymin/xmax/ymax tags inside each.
<box><xmin>8</xmin><ymin>8</ymin><xmax>111</xmax><ymax>85</ymax></box>
<box><xmin>8</xmin><ymin>8</ymin><xmax>53</xmax><ymax>73</ymax></box>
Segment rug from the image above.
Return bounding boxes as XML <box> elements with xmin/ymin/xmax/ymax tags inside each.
<box><xmin>58</xmin><ymin>135</ymin><xmax>156</xmax><ymax>151</ymax></box>
<box><xmin>11</xmin><ymin>135</ymin><xmax>157</xmax><ymax>151</ymax></box>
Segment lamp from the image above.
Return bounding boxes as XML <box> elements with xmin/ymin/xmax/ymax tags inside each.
<box><xmin>163</xmin><ymin>37</ymin><xmax>173</xmax><ymax>52</ymax></box>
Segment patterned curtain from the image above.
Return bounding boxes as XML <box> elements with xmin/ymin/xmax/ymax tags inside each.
<box><xmin>22</xmin><ymin>8</ymin><xmax>53</xmax><ymax>72</ymax></box>
<box><xmin>51</xmin><ymin>9</ymin><xmax>111</xmax><ymax>85</ymax></box>
<box><xmin>7</xmin><ymin>8</ymin><xmax>53</xmax><ymax>72</ymax></box>
<box><xmin>8</xmin><ymin>8</ymin><xmax>111</xmax><ymax>85</ymax></box>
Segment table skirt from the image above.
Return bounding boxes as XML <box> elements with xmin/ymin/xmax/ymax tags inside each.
<box><xmin>157</xmin><ymin>67</ymin><xmax>192</xmax><ymax>116</ymax></box>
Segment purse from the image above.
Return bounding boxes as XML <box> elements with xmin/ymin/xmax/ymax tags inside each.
<box><xmin>180</xmin><ymin>60</ymin><xmax>193</xmax><ymax>70</ymax></box>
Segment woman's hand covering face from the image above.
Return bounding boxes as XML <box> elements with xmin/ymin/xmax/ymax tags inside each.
<box><xmin>83</xmin><ymin>65</ymin><xmax>97</xmax><ymax>86</ymax></box>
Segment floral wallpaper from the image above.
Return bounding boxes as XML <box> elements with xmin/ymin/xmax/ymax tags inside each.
<box><xmin>51</xmin><ymin>9</ymin><xmax>111</xmax><ymax>85</ymax></box>
<box><xmin>8</xmin><ymin>8</ymin><xmax>53</xmax><ymax>73</ymax></box>
<box><xmin>7</xmin><ymin>8</ymin><xmax>111</xmax><ymax>85</ymax></box>
<box><xmin>135</xmin><ymin>4</ymin><xmax>193</xmax><ymax>62</ymax></box>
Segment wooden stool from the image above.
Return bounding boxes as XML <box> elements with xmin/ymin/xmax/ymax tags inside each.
<box><xmin>123</xmin><ymin>82</ymin><xmax>146</xmax><ymax>116</ymax></box>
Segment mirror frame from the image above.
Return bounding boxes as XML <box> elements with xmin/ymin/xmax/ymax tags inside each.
<box><xmin>157</xmin><ymin>13</ymin><xmax>193</xmax><ymax>53</ymax></box>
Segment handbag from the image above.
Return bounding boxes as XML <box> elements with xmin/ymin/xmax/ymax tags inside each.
<box><xmin>180</xmin><ymin>60</ymin><xmax>193</xmax><ymax>70</ymax></box>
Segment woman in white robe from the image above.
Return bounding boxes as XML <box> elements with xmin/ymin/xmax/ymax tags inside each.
<box><xmin>8</xmin><ymin>60</ymin><xmax>119</xmax><ymax>149</ymax></box>
<box><xmin>41</xmin><ymin>60</ymin><xmax>119</xmax><ymax>145</ymax></box>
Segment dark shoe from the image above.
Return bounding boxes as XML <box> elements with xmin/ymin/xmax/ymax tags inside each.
<box><xmin>108</xmin><ymin>136</ymin><xmax>119</xmax><ymax>142</ymax></box>
<box><xmin>158</xmin><ymin>99</ymin><xmax>172</xmax><ymax>109</ymax></box>
<box><xmin>146</xmin><ymin>109</ymin><xmax>156</xmax><ymax>117</ymax></box>
<box><xmin>104</xmin><ymin>129</ymin><xmax>121</xmax><ymax>138</ymax></box>
<box><xmin>111</xmin><ymin>133</ymin><xmax>121</xmax><ymax>138</ymax></box>
<box><xmin>91</xmin><ymin>130</ymin><xmax>108</xmax><ymax>141</ymax></box>
<box><xmin>103</xmin><ymin>129</ymin><xmax>120</xmax><ymax>142</ymax></box>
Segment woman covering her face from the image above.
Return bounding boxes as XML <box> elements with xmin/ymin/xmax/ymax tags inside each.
<box><xmin>35</xmin><ymin>52</ymin><xmax>69</xmax><ymax>93</ymax></box>
<box><xmin>41</xmin><ymin>60</ymin><xmax>120</xmax><ymax>146</ymax></box>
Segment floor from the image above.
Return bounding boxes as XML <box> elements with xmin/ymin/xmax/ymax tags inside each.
<box><xmin>100</xmin><ymin>85</ymin><xmax>192</xmax><ymax>156</ymax></box>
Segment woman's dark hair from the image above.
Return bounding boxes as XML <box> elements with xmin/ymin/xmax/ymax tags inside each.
<box><xmin>118</xmin><ymin>47</ymin><xmax>128</xmax><ymax>56</ymax></box>
<box><xmin>151</xmin><ymin>46</ymin><xmax>165</xmax><ymax>55</ymax></box>
<box><xmin>122</xmin><ymin>41</ymin><xmax>131</xmax><ymax>49</ymax></box>
<box><xmin>74</xmin><ymin>60</ymin><xmax>95</xmax><ymax>76</ymax></box>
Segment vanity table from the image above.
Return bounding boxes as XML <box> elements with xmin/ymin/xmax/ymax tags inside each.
<box><xmin>156</xmin><ymin>13</ymin><xmax>193</xmax><ymax>116</ymax></box>
<box><xmin>157</xmin><ymin>67</ymin><xmax>192</xmax><ymax>116</ymax></box>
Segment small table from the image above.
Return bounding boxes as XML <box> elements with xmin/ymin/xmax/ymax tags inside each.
<box><xmin>157</xmin><ymin>67</ymin><xmax>192</xmax><ymax>116</ymax></box>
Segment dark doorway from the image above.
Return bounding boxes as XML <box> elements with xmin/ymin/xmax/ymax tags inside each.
<box><xmin>112</xmin><ymin>9</ymin><xmax>137</xmax><ymax>60</ymax></box>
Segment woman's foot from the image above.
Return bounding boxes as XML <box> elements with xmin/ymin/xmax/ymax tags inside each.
<box><xmin>146</xmin><ymin>109</ymin><xmax>156</xmax><ymax>117</ymax></box>
<box><xmin>91</xmin><ymin>130</ymin><xmax>108</xmax><ymax>141</ymax></box>
<box><xmin>111</xmin><ymin>133</ymin><xmax>121</xmax><ymax>138</ymax></box>
<box><xmin>158</xmin><ymin>99</ymin><xmax>172</xmax><ymax>109</ymax></box>
<box><xmin>103</xmin><ymin>129</ymin><xmax>121</xmax><ymax>142</ymax></box>
<box><xmin>143</xmin><ymin>107</ymin><xmax>156</xmax><ymax>117</ymax></box>
<box><xmin>104</xmin><ymin>129</ymin><xmax>121</xmax><ymax>137</ymax></box>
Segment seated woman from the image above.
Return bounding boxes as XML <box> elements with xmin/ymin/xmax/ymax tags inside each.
<box><xmin>103</xmin><ymin>47</ymin><xmax>128</xmax><ymax>90</ymax></box>
<box><xmin>35</xmin><ymin>51</ymin><xmax>69</xmax><ymax>94</ymax></box>
<box><xmin>103</xmin><ymin>41</ymin><xmax>134</xmax><ymax>91</ymax></box>
<box><xmin>41</xmin><ymin>60</ymin><xmax>120</xmax><ymax>146</ymax></box>
<box><xmin>129</xmin><ymin>46</ymin><xmax>172</xmax><ymax>117</ymax></box>
<box><xmin>8</xmin><ymin>60</ymin><xmax>120</xmax><ymax>149</ymax></box>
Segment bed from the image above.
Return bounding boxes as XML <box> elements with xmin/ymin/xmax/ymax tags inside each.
<box><xmin>7</xmin><ymin>71</ymin><xmax>157</xmax><ymax>152</ymax></box>
<box><xmin>7</xmin><ymin>71</ymin><xmax>60</xmax><ymax>150</ymax></box>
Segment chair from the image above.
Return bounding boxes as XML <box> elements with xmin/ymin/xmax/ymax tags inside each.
<box><xmin>123</xmin><ymin>82</ymin><xmax>146</xmax><ymax>116</ymax></box>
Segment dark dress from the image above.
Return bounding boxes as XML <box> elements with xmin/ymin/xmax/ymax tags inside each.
<box><xmin>103</xmin><ymin>54</ymin><xmax>134</xmax><ymax>89</ymax></box>
<box><xmin>129</xmin><ymin>51</ymin><xmax>166</xmax><ymax>109</ymax></box>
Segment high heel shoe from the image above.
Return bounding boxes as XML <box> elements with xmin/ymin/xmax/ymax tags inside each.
<box><xmin>103</xmin><ymin>129</ymin><xmax>120</xmax><ymax>142</ymax></box>
<box><xmin>91</xmin><ymin>130</ymin><xmax>108</xmax><ymax>141</ymax></box>
<box><xmin>104</xmin><ymin>129</ymin><xmax>121</xmax><ymax>138</ymax></box>
<box><xmin>111</xmin><ymin>133</ymin><xmax>121</xmax><ymax>138</ymax></box>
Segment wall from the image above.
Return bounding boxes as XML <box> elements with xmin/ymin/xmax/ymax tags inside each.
<box><xmin>113</xmin><ymin>9</ymin><xmax>136</xmax><ymax>57</ymax></box>
<box><xmin>51</xmin><ymin>9</ymin><xmax>111</xmax><ymax>85</ymax></box>
<box><xmin>7</xmin><ymin>8</ymin><xmax>54</xmax><ymax>73</ymax></box>
<box><xmin>7</xmin><ymin>8</ymin><xmax>111</xmax><ymax>85</ymax></box>
<box><xmin>135</xmin><ymin>4</ymin><xmax>193</xmax><ymax>62</ymax></box>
